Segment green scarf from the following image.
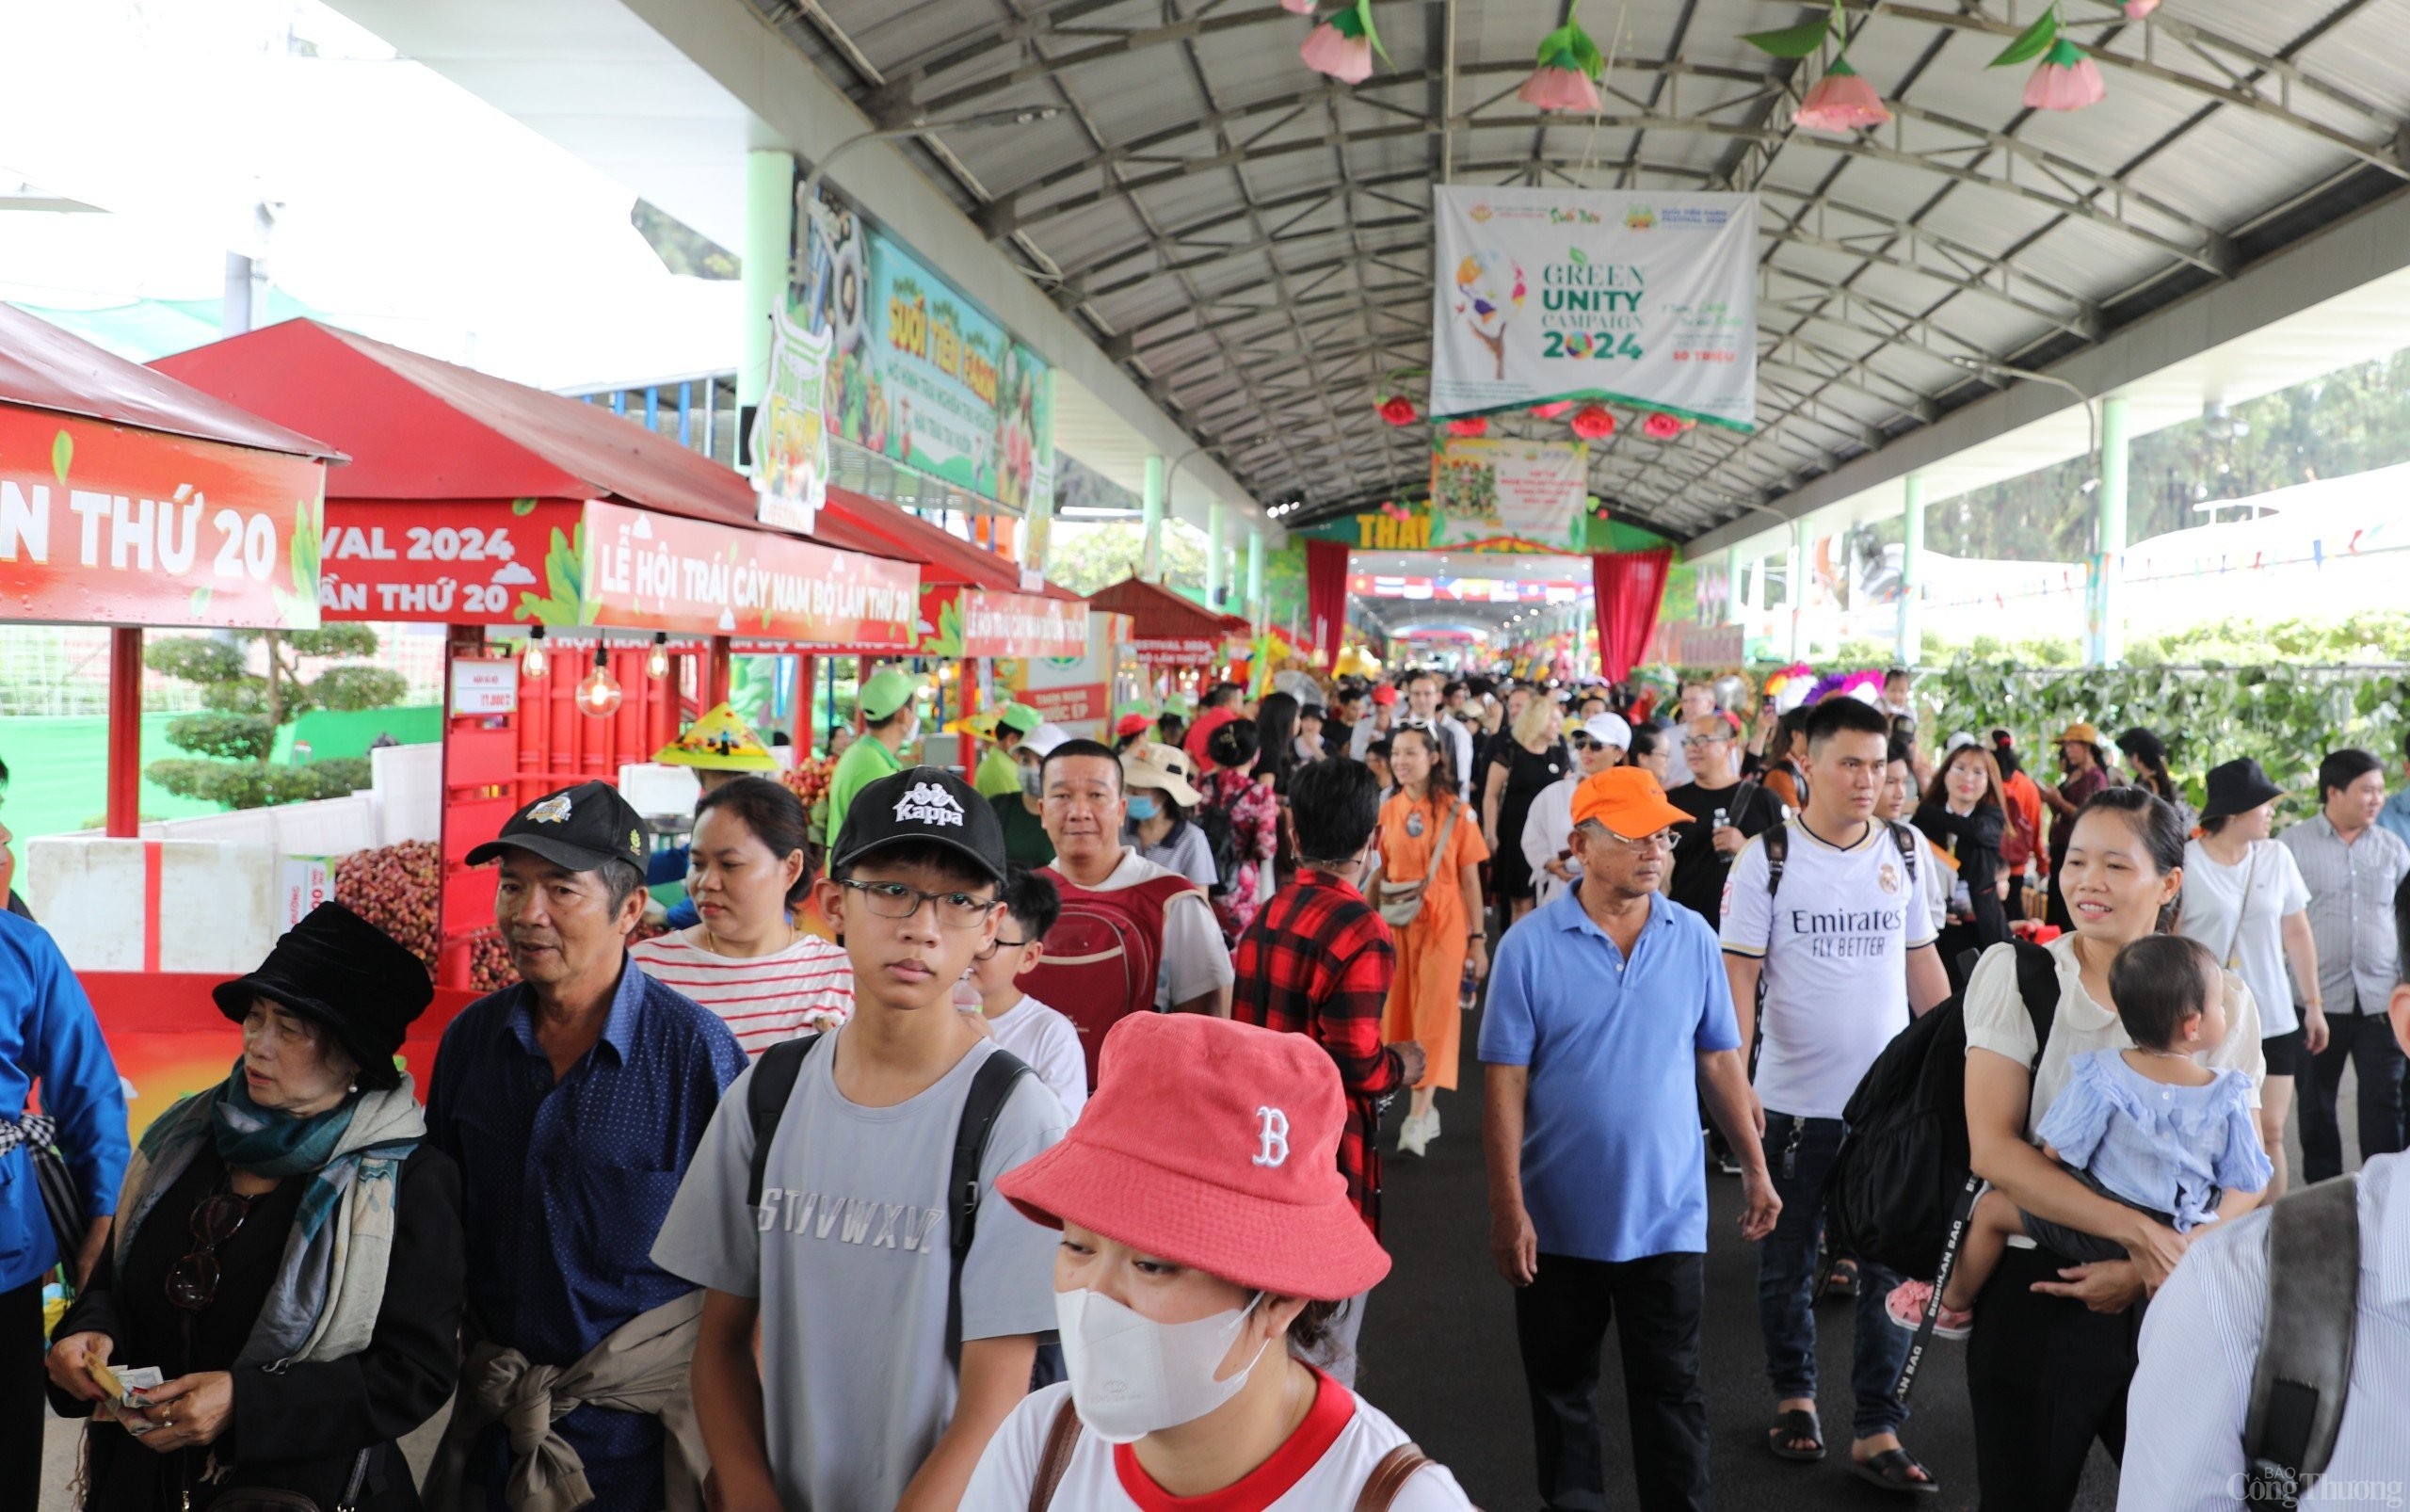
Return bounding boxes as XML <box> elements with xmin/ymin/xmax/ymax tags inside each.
<box><xmin>210</xmin><ymin>1062</ymin><xmax>359</xmax><ymax>1178</ymax></box>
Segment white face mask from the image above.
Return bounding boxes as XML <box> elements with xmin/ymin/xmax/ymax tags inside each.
<box><xmin>1054</xmin><ymin>1287</ymin><xmax>1268</xmax><ymax>1444</ymax></box>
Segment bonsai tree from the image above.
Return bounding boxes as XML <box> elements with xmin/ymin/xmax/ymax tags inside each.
<box><xmin>144</xmin><ymin>626</ymin><xmax>409</xmax><ymax>809</ymax></box>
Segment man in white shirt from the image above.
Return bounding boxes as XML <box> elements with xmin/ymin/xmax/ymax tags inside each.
<box><xmin>1521</xmin><ymin>713</ymin><xmax>1628</xmax><ymax>908</ymax></box>
<box><xmin>1658</xmin><ymin>679</ymin><xmax>1723</xmax><ymax>791</ymax></box>
<box><xmin>1406</xmin><ymin>670</ymin><xmax>1474</xmax><ymax>800</ymax></box>
<box><xmin>2117</xmin><ymin>951</ymin><xmax>2410</xmax><ymax>1511</ymax></box>
<box><xmin>1722</xmin><ymin>696</ymin><xmax>1952</xmax><ymax>1492</ymax></box>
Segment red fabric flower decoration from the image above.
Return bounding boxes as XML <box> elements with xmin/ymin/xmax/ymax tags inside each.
<box><xmin>1792</xmin><ymin>57</ymin><xmax>1890</xmax><ymax>133</ymax></box>
<box><xmin>1446</xmin><ymin>416</ymin><xmax>1488</xmax><ymax>438</ymax></box>
<box><xmin>1642</xmin><ymin>411</ymin><xmax>1684</xmax><ymax>441</ymax></box>
<box><xmin>1529</xmin><ymin>400</ymin><xmax>1575</xmax><ymax>420</ymax></box>
<box><xmin>1570</xmin><ymin>403</ymin><xmax>1615</xmax><ymax>440</ymax></box>
<box><xmin>1376</xmin><ymin>394</ymin><xmax>1419</xmax><ymax>426</ymax></box>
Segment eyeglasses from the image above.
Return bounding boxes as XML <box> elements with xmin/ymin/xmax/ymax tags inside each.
<box><xmin>1681</xmin><ymin>732</ymin><xmax>1731</xmax><ymax>748</ymax></box>
<box><xmin>837</xmin><ymin>877</ymin><xmax>999</xmax><ymax>929</ymax></box>
<box><xmin>1590</xmin><ymin>827</ymin><xmax>1677</xmax><ymax>852</ymax></box>
<box><xmin>167</xmin><ymin>1189</ymin><xmax>259</xmax><ymax>1311</ymax></box>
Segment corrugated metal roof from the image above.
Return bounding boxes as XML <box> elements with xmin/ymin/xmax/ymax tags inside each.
<box><xmin>763</xmin><ymin>0</ymin><xmax>2410</xmax><ymax>539</ymax></box>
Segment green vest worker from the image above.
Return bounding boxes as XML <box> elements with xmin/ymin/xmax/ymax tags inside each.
<box><xmin>973</xmin><ymin>702</ymin><xmax>1042</xmax><ymax>799</ymax></box>
<box><xmin>825</xmin><ymin>666</ymin><xmax>922</xmax><ymax>842</ymax></box>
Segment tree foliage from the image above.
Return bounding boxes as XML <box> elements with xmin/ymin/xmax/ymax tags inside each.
<box><xmin>1042</xmin><ymin>520</ymin><xmax>1213</xmax><ymax>597</ymax></box>
<box><xmin>143</xmin><ymin>628</ymin><xmax>401</xmax><ymax>809</ymax></box>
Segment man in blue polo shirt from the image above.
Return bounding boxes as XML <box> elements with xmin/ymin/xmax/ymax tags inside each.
<box><xmin>1482</xmin><ymin>766</ymin><xmax>1779</xmax><ymax>1512</ymax></box>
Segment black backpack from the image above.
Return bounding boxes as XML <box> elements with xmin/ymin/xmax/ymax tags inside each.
<box><xmin>1191</xmin><ymin>804</ymin><xmax>1245</xmax><ymax>898</ymax></box>
<box><xmin>1824</xmin><ymin>940</ymin><xmax>2059</xmax><ymax>1340</ymax></box>
<box><xmin>2241</xmin><ymin>1174</ymin><xmax>2363</xmax><ymax>1508</ymax></box>
<box><xmin>745</xmin><ymin>1032</ymin><xmax>1032</xmax><ymax>1370</ymax></box>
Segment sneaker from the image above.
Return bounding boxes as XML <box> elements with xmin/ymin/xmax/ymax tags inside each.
<box><xmin>1883</xmin><ymin>1279</ymin><xmax>1972</xmax><ymax>1340</ymax></box>
<box><xmin>1425</xmin><ymin>1107</ymin><xmax>1440</xmax><ymax>1140</ymax></box>
<box><xmin>1398</xmin><ymin>1113</ymin><xmax>1430</xmax><ymax>1157</ymax></box>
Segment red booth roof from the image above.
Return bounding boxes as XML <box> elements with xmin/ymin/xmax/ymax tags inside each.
<box><xmin>1083</xmin><ymin>575</ymin><xmax>1250</xmax><ymax>640</ymax></box>
<box><xmin>150</xmin><ymin>319</ymin><xmax>899</xmax><ymax>559</ymax></box>
<box><xmin>818</xmin><ymin>487</ymin><xmax>1076</xmax><ymax>598</ymax></box>
<box><xmin>0</xmin><ymin>304</ymin><xmax>338</xmax><ymax>458</ymax></box>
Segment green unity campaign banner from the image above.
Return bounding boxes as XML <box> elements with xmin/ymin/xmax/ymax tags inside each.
<box><xmin>1429</xmin><ymin>186</ymin><xmax>1757</xmax><ymax>432</ymax></box>
<box><xmin>817</xmin><ymin>208</ymin><xmax>1056</xmax><ymax>516</ymax></box>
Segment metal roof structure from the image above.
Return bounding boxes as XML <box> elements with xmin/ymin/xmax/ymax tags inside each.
<box><xmin>742</xmin><ymin>0</ymin><xmax>2410</xmax><ymax>542</ymax></box>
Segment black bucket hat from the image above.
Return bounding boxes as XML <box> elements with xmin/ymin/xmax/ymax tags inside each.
<box><xmin>2200</xmin><ymin>758</ymin><xmax>2285</xmax><ymax>823</ymax></box>
<box><xmin>213</xmin><ymin>902</ymin><xmax>434</xmax><ymax>1089</ymax></box>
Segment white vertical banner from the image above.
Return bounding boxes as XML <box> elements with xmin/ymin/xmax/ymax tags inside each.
<box><xmin>753</xmin><ymin>308</ymin><xmax>832</xmax><ymax>535</ymax></box>
<box><xmin>1430</xmin><ymin>185</ymin><xmax>1757</xmax><ymax>430</ymax></box>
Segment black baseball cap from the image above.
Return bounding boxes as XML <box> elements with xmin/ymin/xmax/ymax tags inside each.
<box><xmin>832</xmin><ymin>766</ymin><xmax>1006</xmax><ymax>884</ymax></box>
<box><xmin>465</xmin><ymin>780</ymin><xmax>649</xmax><ymax>875</ymax></box>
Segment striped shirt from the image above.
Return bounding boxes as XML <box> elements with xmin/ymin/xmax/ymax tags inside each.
<box><xmin>2119</xmin><ymin>1152</ymin><xmax>2410</xmax><ymax>1509</ymax></box>
<box><xmin>2278</xmin><ymin>814</ymin><xmax>2410</xmax><ymax>1016</ymax></box>
<box><xmin>629</xmin><ymin>933</ymin><xmax>854</xmax><ymax>1057</ymax></box>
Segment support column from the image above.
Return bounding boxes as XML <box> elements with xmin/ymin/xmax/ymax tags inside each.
<box><xmin>739</xmin><ymin>150</ymin><xmax>796</xmax><ymax>473</ymax></box>
<box><xmin>1786</xmin><ymin>518</ymin><xmax>1809</xmax><ymax>663</ymax></box>
<box><xmin>1897</xmin><ymin>472</ymin><xmax>1926</xmax><ymax>666</ymax></box>
<box><xmin>1141</xmin><ymin>456</ymin><xmax>1166</xmax><ymax>580</ymax></box>
<box><xmin>1246</xmin><ymin>527</ymin><xmax>1265</xmax><ymax>631</ymax></box>
<box><xmin>106</xmin><ymin>628</ymin><xmax>143</xmax><ymax>839</ymax></box>
<box><xmin>2091</xmin><ymin>396</ymin><xmax>2129</xmax><ymax>667</ymax></box>
<box><xmin>1205</xmin><ymin>502</ymin><xmax>1225</xmax><ymax>605</ymax></box>
<box><xmin>709</xmin><ymin>635</ymin><xmax>733</xmax><ymax>709</ymax></box>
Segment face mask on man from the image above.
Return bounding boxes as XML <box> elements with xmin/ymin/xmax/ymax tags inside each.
<box><xmin>1019</xmin><ymin>764</ymin><xmax>1044</xmax><ymax>798</ymax></box>
<box><xmin>1055</xmin><ymin>1288</ymin><xmax>1268</xmax><ymax>1443</ymax></box>
<box><xmin>1126</xmin><ymin>793</ymin><xmax>1161</xmax><ymax>823</ymax></box>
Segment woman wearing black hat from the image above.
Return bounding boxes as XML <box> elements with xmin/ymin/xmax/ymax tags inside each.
<box><xmin>45</xmin><ymin>903</ymin><xmax>463</xmax><ymax>1512</ymax></box>
<box><xmin>2180</xmin><ymin>757</ymin><xmax>2323</xmax><ymax>1199</ymax></box>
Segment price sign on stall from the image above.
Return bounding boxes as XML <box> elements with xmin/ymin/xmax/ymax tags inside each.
<box><xmin>0</xmin><ymin>402</ymin><xmax>327</xmax><ymax>630</ymax></box>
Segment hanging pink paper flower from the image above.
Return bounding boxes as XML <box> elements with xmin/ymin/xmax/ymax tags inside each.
<box><xmin>1300</xmin><ymin>1</ymin><xmax>1385</xmax><ymax>84</ymax></box>
<box><xmin>2024</xmin><ymin>38</ymin><xmax>2105</xmax><ymax>110</ymax></box>
<box><xmin>1377</xmin><ymin>394</ymin><xmax>1419</xmax><ymax>426</ymax></box>
<box><xmin>1446</xmin><ymin>416</ymin><xmax>1488</xmax><ymax>438</ymax></box>
<box><xmin>1280</xmin><ymin>0</ymin><xmax>1316</xmax><ymax>11</ymax></box>
<box><xmin>1570</xmin><ymin>404</ymin><xmax>1616</xmax><ymax>441</ymax></box>
<box><xmin>1529</xmin><ymin>400</ymin><xmax>1575</xmax><ymax>420</ymax></box>
<box><xmin>1792</xmin><ymin>56</ymin><xmax>1890</xmax><ymax>133</ymax></box>
<box><xmin>1642</xmin><ymin>411</ymin><xmax>1684</xmax><ymax>441</ymax></box>
<box><xmin>2120</xmin><ymin>0</ymin><xmax>2158</xmax><ymax>15</ymax></box>
<box><xmin>1518</xmin><ymin>10</ymin><xmax>1608</xmax><ymax>114</ymax></box>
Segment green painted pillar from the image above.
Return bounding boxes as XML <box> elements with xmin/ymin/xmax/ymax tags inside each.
<box><xmin>1141</xmin><ymin>456</ymin><xmax>1166</xmax><ymax>581</ymax></box>
<box><xmin>1897</xmin><ymin>472</ymin><xmax>1926</xmax><ymax>666</ymax></box>
<box><xmin>2092</xmin><ymin>396</ymin><xmax>2129</xmax><ymax>666</ymax></box>
<box><xmin>1246</xmin><ymin>527</ymin><xmax>1265</xmax><ymax>630</ymax></box>
<box><xmin>1205</xmin><ymin>502</ymin><xmax>1225</xmax><ymax>605</ymax></box>
<box><xmin>739</xmin><ymin>152</ymin><xmax>796</xmax><ymax>474</ymax></box>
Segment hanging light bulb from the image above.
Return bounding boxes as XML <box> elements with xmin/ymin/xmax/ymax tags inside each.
<box><xmin>522</xmin><ymin>624</ymin><xmax>549</xmax><ymax>681</ymax></box>
<box><xmin>576</xmin><ymin>645</ymin><xmax>623</xmax><ymax>718</ymax></box>
<box><xmin>645</xmin><ymin>632</ymin><xmax>670</xmax><ymax>681</ymax></box>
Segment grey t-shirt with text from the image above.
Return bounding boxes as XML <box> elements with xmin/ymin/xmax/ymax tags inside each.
<box><xmin>651</xmin><ymin>1030</ymin><xmax>1068</xmax><ymax>1510</ymax></box>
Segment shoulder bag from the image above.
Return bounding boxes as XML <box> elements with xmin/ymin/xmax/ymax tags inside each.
<box><xmin>1376</xmin><ymin>798</ymin><xmax>1460</xmax><ymax>928</ymax></box>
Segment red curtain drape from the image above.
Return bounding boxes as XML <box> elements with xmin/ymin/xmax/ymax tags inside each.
<box><xmin>1306</xmin><ymin>539</ymin><xmax>1352</xmax><ymax>670</ymax></box>
<box><xmin>1591</xmin><ymin>547</ymin><xmax>1673</xmax><ymax>682</ymax></box>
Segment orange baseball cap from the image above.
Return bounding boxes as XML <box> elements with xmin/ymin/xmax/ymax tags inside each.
<box><xmin>1569</xmin><ymin>766</ymin><xmax>1692</xmax><ymax>839</ymax></box>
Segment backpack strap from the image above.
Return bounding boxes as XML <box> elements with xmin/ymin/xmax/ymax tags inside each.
<box><xmin>1889</xmin><ymin>819</ymin><xmax>1919</xmax><ymax>887</ymax></box>
<box><xmin>2242</xmin><ymin>1175</ymin><xmax>2362</xmax><ymax>1507</ymax></box>
<box><xmin>947</xmin><ymin>1048</ymin><xmax>1036</xmax><ymax>1371</ymax></box>
<box><xmin>1028</xmin><ymin>1395</ymin><xmax>1083</xmax><ymax>1512</ymax></box>
<box><xmin>2007</xmin><ymin>940</ymin><xmax>2060</xmax><ymax>1068</ymax></box>
<box><xmin>1763</xmin><ymin>822</ymin><xmax>1790</xmax><ymax>899</ymax></box>
<box><xmin>1355</xmin><ymin>1443</ymin><xmax>1434</xmax><ymax>1511</ymax></box>
<box><xmin>746</xmin><ymin>1032</ymin><xmax>827</xmax><ymax>1209</ymax></box>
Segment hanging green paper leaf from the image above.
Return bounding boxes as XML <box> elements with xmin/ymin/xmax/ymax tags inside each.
<box><xmin>1742</xmin><ymin>18</ymin><xmax>1832</xmax><ymax>57</ymax></box>
<box><xmin>51</xmin><ymin>429</ymin><xmax>71</xmax><ymax>483</ymax></box>
<box><xmin>1989</xmin><ymin>7</ymin><xmax>2061</xmax><ymax>68</ymax></box>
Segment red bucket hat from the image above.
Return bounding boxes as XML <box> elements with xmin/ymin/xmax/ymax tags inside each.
<box><xmin>997</xmin><ymin>1013</ymin><xmax>1391</xmax><ymax>1301</ymax></box>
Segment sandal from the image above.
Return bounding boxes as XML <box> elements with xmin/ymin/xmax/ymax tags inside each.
<box><xmin>1766</xmin><ymin>1407</ymin><xmax>1825</xmax><ymax>1462</ymax></box>
<box><xmin>1825</xmin><ymin>1257</ymin><xmax>1860</xmax><ymax>1300</ymax></box>
<box><xmin>1851</xmin><ymin>1447</ymin><xmax>1940</xmax><ymax>1496</ymax></box>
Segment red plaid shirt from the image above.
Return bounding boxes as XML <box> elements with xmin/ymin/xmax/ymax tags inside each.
<box><xmin>1232</xmin><ymin>872</ymin><xmax>1403</xmax><ymax>1236</ymax></box>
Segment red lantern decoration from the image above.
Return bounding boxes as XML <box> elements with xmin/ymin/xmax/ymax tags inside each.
<box><xmin>1642</xmin><ymin>410</ymin><xmax>1684</xmax><ymax>441</ymax></box>
<box><xmin>1376</xmin><ymin>394</ymin><xmax>1419</xmax><ymax>426</ymax></box>
<box><xmin>1570</xmin><ymin>403</ymin><xmax>1615</xmax><ymax>440</ymax></box>
<box><xmin>1446</xmin><ymin>416</ymin><xmax>1488</xmax><ymax>438</ymax></box>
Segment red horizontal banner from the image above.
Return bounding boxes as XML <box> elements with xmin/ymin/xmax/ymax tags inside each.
<box><xmin>320</xmin><ymin>498</ymin><xmax>585</xmax><ymax>621</ymax></box>
<box><xmin>0</xmin><ymin>402</ymin><xmax>328</xmax><ymax>630</ymax></box>
<box><xmin>580</xmin><ymin>499</ymin><xmax>918</xmax><ymax>647</ymax></box>
<box><xmin>920</xmin><ymin>584</ymin><xmax>1087</xmax><ymax>659</ymax></box>
<box><xmin>1131</xmin><ymin>635</ymin><xmax>1229</xmax><ymax>666</ymax></box>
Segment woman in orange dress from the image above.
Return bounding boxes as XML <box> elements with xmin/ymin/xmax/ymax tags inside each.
<box><xmin>1373</xmin><ymin>723</ymin><xmax>1488</xmax><ymax>1157</ymax></box>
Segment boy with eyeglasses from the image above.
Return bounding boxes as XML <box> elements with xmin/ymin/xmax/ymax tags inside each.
<box><xmin>656</xmin><ymin>767</ymin><xmax>1067</xmax><ymax>1512</ymax></box>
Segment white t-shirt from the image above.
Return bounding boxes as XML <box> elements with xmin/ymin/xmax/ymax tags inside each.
<box><xmin>1721</xmin><ymin>820</ymin><xmax>1939</xmax><ymax>1119</ymax></box>
<box><xmin>2178</xmin><ymin>839</ymin><xmax>2312</xmax><ymax>1037</ymax></box>
<box><xmin>962</xmin><ymin>1375</ymin><xmax>1476</xmax><ymax>1511</ymax></box>
<box><xmin>1520</xmin><ymin>776</ymin><xmax>1581</xmax><ymax>908</ymax></box>
<box><xmin>651</xmin><ymin>1031</ymin><xmax>1067</xmax><ymax>1512</ymax></box>
<box><xmin>1962</xmin><ymin>933</ymin><xmax>2266</xmax><ymax>1139</ymax></box>
<box><xmin>630</xmin><ymin>932</ymin><xmax>853</xmax><ymax>1057</ymax></box>
<box><xmin>987</xmin><ymin>993</ymin><xmax>1088</xmax><ymax>1121</ymax></box>
<box><xmin>1090</xmin><ymin>847</ymin><xmax>1234</xmax><ymax>1009</ymax></box>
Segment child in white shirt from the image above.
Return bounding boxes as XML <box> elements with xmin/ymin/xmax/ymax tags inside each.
<box><xmin>973</xmin><ymin>869</ymin><xmax>1089</xmax><ymax>1121</ymax></box>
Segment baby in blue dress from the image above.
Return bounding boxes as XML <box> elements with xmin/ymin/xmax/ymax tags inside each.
<box><xmin>1889</xmin><ymin>933</ymin><xmax>2271</xmax><ymax>1338</ymax></box>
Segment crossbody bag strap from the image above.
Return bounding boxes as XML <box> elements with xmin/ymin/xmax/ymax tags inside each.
<box><xmin>1422</xmin><ymin>799</ymin><xmax>1459</xmax><ymax>889</ymax></box>
<box><xmin>1355</xmin><ymin>1443</ymin><xmax>1435</xmax><ymax>1511</ymax></box>
<box><xmin>2242</xmin><ymin>1175</ymin><xmax>2361</xmax><ymax>1507</ymax></box>
<box><xmin>1028</xmin><ymin>1396</ymin><xmax>1084</xmax><ymax>1512</ymax></box>
<box><xmin>2223</xmin><ymin>844</ymin><xmax>2261</xmax><ymax>970</ymax></box>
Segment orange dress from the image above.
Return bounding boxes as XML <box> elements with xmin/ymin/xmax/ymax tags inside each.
<box><xmin>1375</xmin><ymin>787</ymin><xmax>1490</xmax><ymax>1091</ymax></box>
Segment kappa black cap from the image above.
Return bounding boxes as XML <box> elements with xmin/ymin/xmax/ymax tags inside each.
<box><xmin>832</xmin><ymin>766</ymin><xmax>1007</xmax><ymax>883</ymax></box>
<box><xmin>465</xmin><ymin>780</ymin><xmax>649</xmax><ymax>875</ymax></box>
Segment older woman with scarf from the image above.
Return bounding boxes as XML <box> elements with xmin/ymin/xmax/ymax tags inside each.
<box><xmin>46</xmin><ymin>903</ymin><xmax>462</xmax><ymax>1512</ymax></box>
